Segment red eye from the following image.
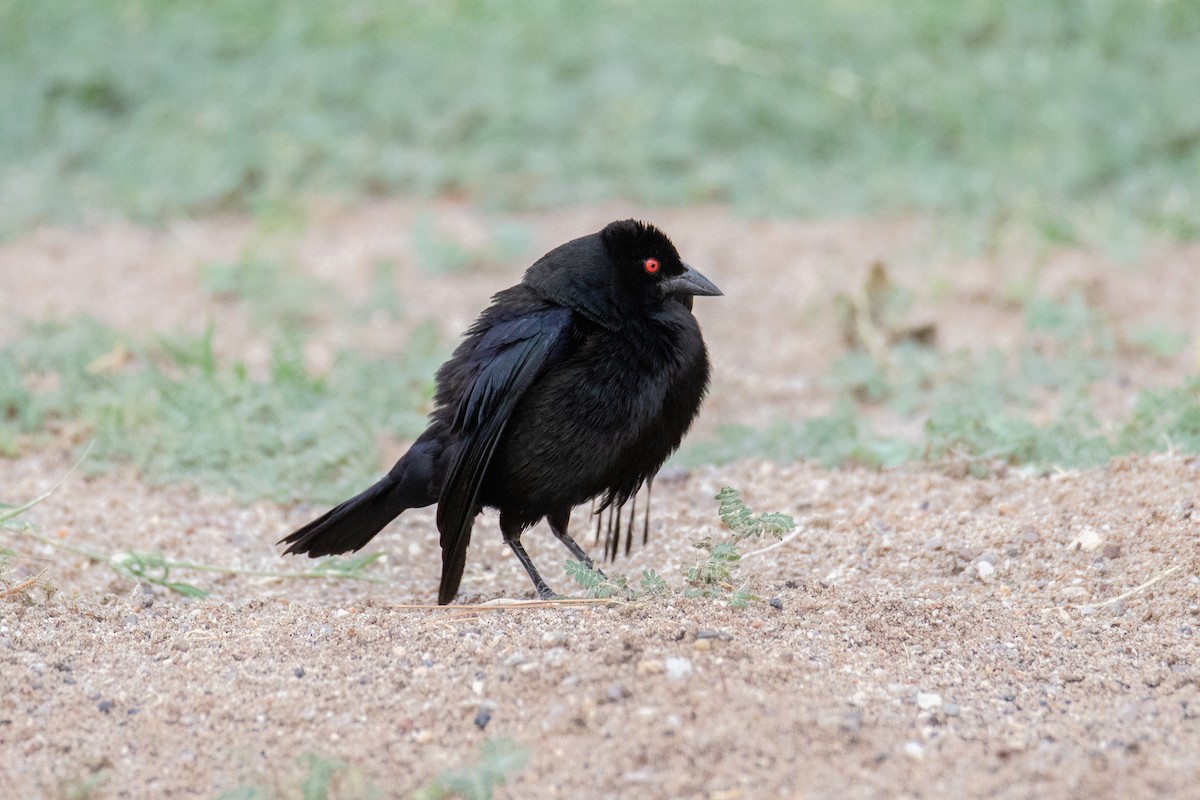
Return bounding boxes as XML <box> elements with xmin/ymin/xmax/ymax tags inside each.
<box><xmin>643</xmin><ymin>258</ymin><xmax>660</xmax><ymax>274</ymax></box>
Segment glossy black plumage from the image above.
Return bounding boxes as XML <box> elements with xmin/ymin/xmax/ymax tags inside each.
<box><xmin>279</xmin><ymin>219</ymin><xmax>719</xmax><ymax>604</ymax></box>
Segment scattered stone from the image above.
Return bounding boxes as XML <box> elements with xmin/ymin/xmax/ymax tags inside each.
<box><xmin>664</xmin><ymin>657</ymin><xmax>693</xmax><ymax>680</ymax></box>
<box><xmin>904</xmin><ymin>741</ymin><xmax>925</xmax><ymax>759</ymax></box>
<box><xmin>696</xmin><ymin>629</ymin><xmax>733</xmax><ymax>640</ymax></box>
<box><xmin>975</xmin><ymin>561</ymin><xmax>995</xmax><ymax>580</ymax></box>
<box><xmin>943</xmin><ymin>703</ymin><xmax>961</xmax><ymax>717</ymax></box>
<box><xmin>97</xmin><ymin>700</ymin><xmax>115</xmax><ymax>714</ymax></box>
<box><xmin>474</xmin><ymin>707</ymin><xmax>492</xmax><ymax>730</ymax></box>
<box><xmin>1102</xmin><ymin>543</ymin><xmax>1121</xmax><ymax>559</ymax></box>
<box><xmin>541</xmin><ymin>631</ymin><xmax>568</xmax><ymax>648</ymax></box>
<box><xmin>606</xmin><ymin>683</ymin><xmax>628</xmax><ymax>702</ymax></box>
<box><xmin>693</xmin><ymin>638</ymin><xmax>713</xmax><ymax>652</ymax></box>
<box><xmin>1061</xmin><ymin>586</ymin><xmax>1090</xmax><ymax>602</ymax></box>
<box><xmin>636</xmin><ymin>659</ymin><xmax>664</xmax><ymax>677</ymax></box>
<box><xmin>917</xmin><ymin>692</ymin><xmax>942</xmax><ymax>711</ymax></box>
<box><xmin>133</xmin><ymin>584</ymin><xmax>154</xmax><ymax>609</ymax></box>
<box><xmin>769</xmin><ymin>597</ymin><xmax>784</xmax><ymax>610</ymax></box>
<box><xmin>293</xmin><ymin>667</ymin><xmax>305</xmax><ymax>679</ymax></box>
<box><xmin>1070</xmin><ymin>528</ymin><xmax>1102</xmax><ymax>551</ymax></box>
<box><xmin>504</xmin><ymin>652</ymin><xmax>527</xmax><ymax>668</ymax></box>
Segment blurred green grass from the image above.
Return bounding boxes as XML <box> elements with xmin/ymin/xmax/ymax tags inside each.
<box><xmin>2</xmin><ymin>1</ymin><xmax>1198</xmax><ymax>243</ymax></box>
<box><xmin>0</xmin><ymin>315</ymin><xmax>445</xmax><ymax>504</ymax></box>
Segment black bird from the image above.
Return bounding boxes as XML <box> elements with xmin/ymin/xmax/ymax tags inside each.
<box><xmin>279</xmin><ymin>220</ymin><xmax>720</xmax><ymax>603</ymax></box>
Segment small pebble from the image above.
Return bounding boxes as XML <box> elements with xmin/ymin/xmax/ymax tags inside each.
<box><xmin>917</xmin><ymin>692</ymin><xmax>942</xmax><ymax>711</ymax></box>
<box><xmin>293</xmin><ymin>667</ymin><xmax>305</xmax><ymax>679</ymax></box>
<box><xmin>1102</xmin><ymin>543</ymin><xmax>1121</xmax><ymax>559</ymax></box>
<box><xmin>540</xmin><ymin>631</ymin><xmax>567</xmax><ymax>648</ymax></box>
<box><xmin>504</xmin><ymin>652</ymin><xmax>527</xmax><ymax>668</ymax></box>
<box><xmin>473</xmin><ymin>708</ymin><xmax>492</xmax><ymax>730</ymax></box>
<box><xmin>606</xmin><ymin>683</ymin><xmax>628</xmax><ymax>702</ymax></box>
<box><xmin>664</xmin><ymin>657</ymin><xmax>693</xmax><ymax>680</ymax></box>
<box><xmin>769</xmin><ymin>597</ymin><xmax>784</xmax><ymax>610</ymax></box>
<box><xmin>1070</xmin><ymin>528</ymin><xmax>1102</xmax><ymax>551</ymax></box>
<box><xmin>1061</xmin><ymin>586</ymin><xmax>1090</xmax><ymax>602</ymax></box>
<box><xmin>636</xmin><ymin>659</ymin><xmax>664</xmax><ymax>676</ymax></box>
<box><xmin>975</xmin><ymin>561</ymin><xmax>995</xmax><ymax>579</ymax></box>
<box><xmin>943</xmin><ymin>703</ymin><xmax>961</xmax><ymax>717</ymax></box>
<box><xmin>904</xmin><ymin>741</ymin><xmax>925</xmax><ymax>760</ymax></box>
<box><xmin>97</xmin><ymin>700</ymin><xmax>115</xmax><ymax>714</ymax></box>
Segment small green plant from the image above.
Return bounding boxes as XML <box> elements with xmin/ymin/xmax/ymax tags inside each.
<box><xmin>414</xmin><ymin>738</ymin><xmax>529</xmax><ymax>800</ymax></box>
<box><xmin>638</xmin><ymin>569</ymin><xmax>669</xmax><ymax>595</ymax></box>
<box><xmin>564</xmin><ymin>560</ymin><xmax>632</xmax><ymax>600</ymax></box>
<box><xmin>563</xmin><ymin>563</ymin><xmax>668</xmax><ymax>600</ymax></box>
<box><xmin>714</xmin><ymin>487</ymin><xmax>796</xmax><ymax>541</ymax></box>
<box><xmin>684</xmin><ymin>488</ymin><xmax>794</xmax><ymax>606</ymax></box>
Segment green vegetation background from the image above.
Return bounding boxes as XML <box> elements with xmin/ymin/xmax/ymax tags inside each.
<box><xmin>3</xmin><ymin>1</ymin><xmax>1198</xmax><ymax>240</ymax></box>
<box><xmin>2</xmin><ymin>1</ymin><xmax>1199</xmax><ymax>501</ymax></box>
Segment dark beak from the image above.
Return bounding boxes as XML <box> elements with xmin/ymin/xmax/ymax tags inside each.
<box><xmin>662</xmin><ymin>263</ymin><xmax>722</xmax><ymax>297</ymax></box>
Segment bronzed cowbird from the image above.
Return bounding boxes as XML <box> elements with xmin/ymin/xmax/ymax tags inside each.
<box><xmin>279</xmin><ymin>219</ymin><xmax>720</xmax><ymax>603</ymax></box>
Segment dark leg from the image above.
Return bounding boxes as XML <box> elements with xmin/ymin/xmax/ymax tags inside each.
<box><xmin>500</xmin><ymin>513</ymin><xmax>557</xmax><ymax>600</ymax></box>
<box><xmin>642</xmin><ymin>475</ymin><xmax>654</xmax><ymax>546</ymax></box>
<box><xmin>548</xmin><ymin>509</ymin><xmax>604</xmax><ymax>576</ymax></box>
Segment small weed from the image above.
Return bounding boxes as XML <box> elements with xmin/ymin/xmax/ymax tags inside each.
<box><xmin>564</xmin><ymin>560</ymin><xmax>632</xmax><ymax>600</ymax></box>
<box><xmin>684</xmin><ymin>488</ymin><xmax>793</xmax><ymax>606</ymax></box>
<box><xmin>638</xmin><ymin>568</ymin><xmax>669</xmax><ymax>595</ymax></box>
<box><xmin>414</xmin><ymin>738</ymin><xmax>529</xmax><ymax>800</ymax></box>
<box><xmin>714</xmin><ymin>486</ymin><xmax>796</xmax><ymax>541</ymax></box>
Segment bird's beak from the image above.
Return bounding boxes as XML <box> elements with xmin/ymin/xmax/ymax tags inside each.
<box><xmin>662</xmin><ymin>263</ymin><xmax>722</xmax><ymax>297</ymax></box>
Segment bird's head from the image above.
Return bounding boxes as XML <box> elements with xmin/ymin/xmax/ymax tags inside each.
<box><xmin>523</xmin><ymin>219</ymin><xmax>721</xmax><ymax>329</ymax></box>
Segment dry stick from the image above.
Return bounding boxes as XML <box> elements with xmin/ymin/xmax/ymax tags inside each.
<box><xmin>0</xmin><ymin>569</ymin><xmax>47</xmax><ymax>599</ymax></box>
<box><xmin>389</xmin><ymin>597</ymin><xmax>626</xmax><ymax>610</ymax></box>
<box><xmin>740</xmin><ymin>525</ymin><xmax>806</xmax><ymax>560</ymax></box>
<box><xmin>15</xmin><ymin>528</ymin><xmax>386</xmax><ymax>584</ymax></box>
<box><xmin>1073</xmin><ymin>564</ymin><xmax>1185</xmax><ymax>611</ymax></box>
<box><xmin>0</xmin><ymin>441</ymin><xmax>94</xmax><ymax>526</ymax></box>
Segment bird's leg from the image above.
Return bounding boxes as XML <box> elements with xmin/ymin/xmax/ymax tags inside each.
<box><xmin>642</xmin><ymin>474</ymin><xmax>654</xmax><ymax>546</ymax></box>
<box><xmin>547</xmin><ymin>510</ymin><xmax>604</xmax><ymax>577</ymax></box>
<box><xmin>625</xmin><ymin>490</ymin><xmax>637</xmax><ymax>557</ymax></box>
<box><xmin>591</xmin><ymin>500</ymin><xmax>601</xmax><ymax>545</ymax></box>
<box><xmin>500</xmin><ymin>515</ymin><xmax>558</xmax><ymax>600</ymax></box>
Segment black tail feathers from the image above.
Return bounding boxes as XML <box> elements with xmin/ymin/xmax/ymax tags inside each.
<box><xmin>279</xmin><ymin>439</ymin><xmax>441</xmax><ymax>558</ymax></box>
<box><xmin>278</xmin><ymin>477</ymin><xmax>410</xmax><ymax>557</ymax></box>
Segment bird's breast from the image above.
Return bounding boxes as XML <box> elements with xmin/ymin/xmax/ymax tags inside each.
<box><xmin>483</xmin><ymin>312</ymin><xmax>709</xmax><ymax>520</ymax></box>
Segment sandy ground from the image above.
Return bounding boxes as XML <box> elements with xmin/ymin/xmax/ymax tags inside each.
<box><xmin>2</xmin><ymin>202</ymin><xmax>1199</xmax><ymax>798</ymax></box>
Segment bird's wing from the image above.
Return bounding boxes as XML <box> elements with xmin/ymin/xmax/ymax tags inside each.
<box><xmin>436</xmin><ymin>308</ymin><xmax>572</xmax><ymax>603</ymax></box>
